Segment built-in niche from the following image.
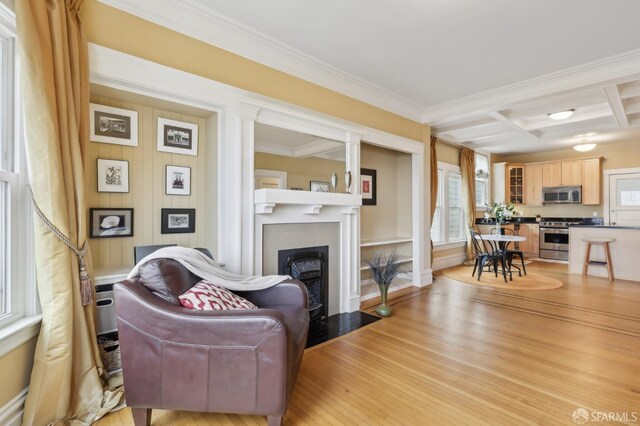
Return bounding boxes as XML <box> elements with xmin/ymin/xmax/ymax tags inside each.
<box><xmin>359</xmin><ymin>142</ymin><xmax>413</xmax><ymax>300</ymax></box>
<box><xmin>254</xmin><ymin>123</ymin><xmax>348</xmax><ymax>193</ymax></box>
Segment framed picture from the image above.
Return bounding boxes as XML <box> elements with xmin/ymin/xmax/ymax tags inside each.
<box><xmin>97</xmin><ymin>159</ymin><xmax>129</xmax><ymax>193</ymax></box>
<box><xmin>361</xmin><ymin>168</ymin><xmax>377</xmax><ymax>205</ymax></box>
<box><xmin>310</xmin><ymin>180</ymin><xmax>330</xmax><ymax>192</ymax></box>
<box><xmin>161</xmin><ymin>208</ymin><xmax>195</xmax><ymax>234</ymax></box>
<box><xmin>165</xmin><ymin>165</ymin><xmax>191</xmax><ymax>195</ymax></box>
<box><xmin>157</xmin><ymin>118</ymin><xmax>198</xmax><ymax>156</ymax></box>
<box><xmin>89</xmin><ymin>208</ymin><xmax>134</xmax><ymax>238</ymax></box>
<box><xmin>90</xmin><ymin>103</ymin><xmax>138</xmax><ymax>146</ymax></box>
<box><xmin>255</xmin><ymin>169</ymin><xmax>287</xmax><ymax>190</ymax></box>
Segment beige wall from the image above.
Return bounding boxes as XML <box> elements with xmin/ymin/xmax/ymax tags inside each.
<box><xmin>496</xmin><ymin>139</ymin><xmax>640</xmax><ymax>217</ymax></box>
<box><xmin>254</xmin><ymin>152</ymin><xmax>346</xmax><ymax>192</ymax></box>
<box><xmin>0</xmin><ymin>337</ymin><xmax>37</xmax><ymax>408</ymax></box>
<box><xmin>88</xmin><ymin>93</ymin><xmax>217</xmax><ymax>271</ymax></box>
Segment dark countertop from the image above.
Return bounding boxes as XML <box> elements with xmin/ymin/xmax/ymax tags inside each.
<box><xmin>569</xmin><ymin>224</ymin><xmax>640</xmax><ymax>230</ymax></box>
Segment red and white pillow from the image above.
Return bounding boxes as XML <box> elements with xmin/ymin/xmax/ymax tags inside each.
<box><xmin>179</xmin><ymin>280</ymin><xmax>257</xmax><ymax>310</ymax></box>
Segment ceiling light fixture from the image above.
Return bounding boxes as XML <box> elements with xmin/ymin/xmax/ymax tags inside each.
<box><xmin>548</xmin><ymin>109</ymin><xmax>575</xmax><ymax>120</ymax></box>
<box><xmin>573</xmin><ymin>138</ymin><xmax>597</xmax><ymax>152</ymax></box>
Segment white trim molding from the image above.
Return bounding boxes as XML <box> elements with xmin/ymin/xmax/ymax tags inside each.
<box><xmin>0</xmin><ymin>387</ymin><xmax>27</xmax><ymax>426</ymax></box>
<box><xmin>0</xmin><ymin>315</ymin><xmax>41</xmax><ymax>358</ymax></box>
<box><xmin>432</xmin><ymin>253</ymin><xmax>466</xmax><ymax>271</ymax></box>
<box><xmin>96</xmin><ymin>0</ymin><xmax>424</xmax><ymax>121</ymax></box>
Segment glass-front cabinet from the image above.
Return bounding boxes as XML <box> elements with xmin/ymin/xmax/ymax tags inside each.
<box><xmin>507</xmin><ymin>165</ymin><xmax>524</xmax><ymax>205</ymax></box>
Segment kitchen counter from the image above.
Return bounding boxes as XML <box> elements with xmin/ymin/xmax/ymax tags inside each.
<box><xmin>568</xmin><ymin>226</ymin><xmax>640</xmax><ymax>282</ymax></box>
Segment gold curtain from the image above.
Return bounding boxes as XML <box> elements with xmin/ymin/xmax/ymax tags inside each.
<box><xmin>460</xmin><ymin>148</ymin><xmax>477</xmax><ymax>261</ymax></box>
<box><xmin>429</xmin><ymin>136</ymin><xmax>438</xmax><ymax>266</ymax></box>
<box><xmin>16</xmin><ymin>0</ymin><xmax>123</xmax><ymax>424</ymax></box>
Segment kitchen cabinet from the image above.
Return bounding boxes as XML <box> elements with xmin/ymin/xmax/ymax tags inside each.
<box><xmin>524</xmin><ymin>163</ymin><xmax>543</xmax><ymax>205</ymax></box>
<box><xmin>517</xmin><ymin>223</ymin><xmax>539</xmax><ymax>257</ymax></box>
<box><xmin>561</xmin><ymin>160</ymin><xmax>582</xmax><ymax>186</ymax></box>
<box><xmin>507</xmin><ymin>165</ymin><xmax>524</xmax><ymax>204</ymax></box>
<box><xmin>542</xmin><ymin>162</ymin><xmax>562</xmax><ymax>187</ymax></box>
<box><xmin>581</xmin><ymin>158</ymin><xmax>601</xmax><ymax>205</ymax></box>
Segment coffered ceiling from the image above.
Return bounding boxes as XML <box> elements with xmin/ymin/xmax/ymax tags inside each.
<box><xmin>100</xmin><ymin>0</ymin><xmax>640</xmax><ymax>154</ymax></box>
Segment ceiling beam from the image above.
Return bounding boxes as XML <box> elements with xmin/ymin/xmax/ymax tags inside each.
<box><xmin>603</xmin><ymin>85</ymin><xmax>629</xmax><ymax>128</ymax></box>
<box><xmin>487</xmin><ymin>111</ymin><xmax>540</xmax><ymax>140</ymax></box>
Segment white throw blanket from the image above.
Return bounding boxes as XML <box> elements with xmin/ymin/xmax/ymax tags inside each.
<box><xmin>127</xmin><ymin>246</ymin><xmax>291</xmax><ymax>291</ymax></box>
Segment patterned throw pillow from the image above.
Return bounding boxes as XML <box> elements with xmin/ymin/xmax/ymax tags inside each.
<box><xmin>179</xmin><ymin>280</ymin><xmax>257</xmax><ymax>310</ymax></box>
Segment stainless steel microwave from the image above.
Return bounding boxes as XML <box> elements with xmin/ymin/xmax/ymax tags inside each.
<box><xmin>542</xmin><ymin>185</ymin><xmax>582</xmax><ymax>204</ymax></box>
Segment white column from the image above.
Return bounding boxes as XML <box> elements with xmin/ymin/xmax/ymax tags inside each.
<box><xmin>413</xmin><ymin>148</ymin><xmax>432</xmax><ymax>286</ymax></box>
<box><xmin>345</xmin><ymin>132</ymin><xmax>362</xmax><ymax>311</ymax></box>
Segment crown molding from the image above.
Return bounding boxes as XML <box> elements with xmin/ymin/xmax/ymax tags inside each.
<box><xmin>97</xmin><ymin>0</ymin><xmax>424</xmax><ymax>122</ymax></box>
<box><xmin>422</xmin><ymin>48</ymin><xmax>640</xmax><ymax>125</ymax></box>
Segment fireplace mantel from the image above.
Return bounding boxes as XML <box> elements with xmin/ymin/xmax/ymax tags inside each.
<box><xmin>254</xmin><ymin>188</ymin><xmax>362</xmax><ymax>215</ymax></box>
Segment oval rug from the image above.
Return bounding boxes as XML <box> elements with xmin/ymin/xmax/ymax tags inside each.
<box><xmin>442</xmin><ymin>265</ymin><xmax>563</xmax><ymax>290</ymax></box>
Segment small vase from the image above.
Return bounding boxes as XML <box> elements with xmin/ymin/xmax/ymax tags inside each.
<box><xmin>375</xmin><ymin>285</ymin><xmax>393</xmax><ymax>317</ymax></box>
<box><xmin>496</xmin><ymin>221</ymin><xmax>501</xmax><ymax>235</ymax></box>
<box><xmin>344</xmin><ymin>171</ymin><xmax>352</xmax><ymax>194</ymax></box>
<box><xmin>330</xmin><ymin>173</ymin><xmax>338</xmax><ymax>193</ymax></box>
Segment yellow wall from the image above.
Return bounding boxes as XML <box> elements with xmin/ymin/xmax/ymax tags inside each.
<box><xmin>88</xmin><ymin>93</ymin><xmax>217</xmax><ymax>271</ymax></box>
<box><xmin>81</xmin><ymin>0</ymin><xmax>428</xmax><ymax>143</ymax></box>
<box><xmin>254</xmin><ymin>152</ymin><xmax>347</xmax><ymax>192</ymax></box>
<box><xmin>496</xmin><ymin>139</ymin><xmax>640</xmax><ymax>217</ymax></box>
<box><xmin>0</xmin><ymin>337</ymin><xmax>37</xmax><ymax>408</ymax></box>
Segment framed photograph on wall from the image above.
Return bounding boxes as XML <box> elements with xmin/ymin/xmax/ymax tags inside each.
<box><xmin>360</xmin><ymin>168</ymin><xmax>377</xmax><ymax>205</ymax></box>
<box><xmin>310</xmin><ymin>180</ymin><xmax>330</xmax><ymax>192</ymax></box>
<box><xmin>97</xmin><ymin>158</ymin><xmax>129</xmax><ymax>193</ymax></box>
<box><xmin>165</xmin><ymin>165</ymin><xmax>191</xmax><ymax>195</ymax></box>
<box><xmin>89</xmin><ymin>208</ymin><xmax>134</xmax><ymax>238</ymax></box>
<box><xmin>157</xmin><ymin>118</ymin><xmax>198</xmax><ymax>156</ymax></box>
<box><xmin>90</xmin><ymin>103</ymin><xmax>138</xmax><ymax>146</ymax></box>
<box><xmin>161</xmin><ymin>208</ymin><xmax>195</xmax><ymax>234</ymax></box>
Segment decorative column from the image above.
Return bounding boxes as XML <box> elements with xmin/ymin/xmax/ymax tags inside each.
<box><xmin>344</xmin><ymin>132</ymin><xmax>362</xmax><ymax>312</ymax></box>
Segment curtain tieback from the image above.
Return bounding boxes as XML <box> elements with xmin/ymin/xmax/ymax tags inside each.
<box><xmin>27</xmin><ymin>186</ymin><xmax>93</xmax><ymax>305</ymax></box>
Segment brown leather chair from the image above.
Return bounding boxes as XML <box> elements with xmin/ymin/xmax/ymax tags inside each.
<box><xmin>114</xmin><ymin>259</ymin><xmax>309</xmax><ymax>426</ymax></box>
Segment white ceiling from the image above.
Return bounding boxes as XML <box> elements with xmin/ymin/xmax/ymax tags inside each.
<box><xmin>255</xmin><ymin>123</ymin><xmax>345</xmax><ymax>161</ymax></box>
<box><xmin>100</xmin><ymin>0</ymin><xmax>640</xmax><ymax>154</ymax></box>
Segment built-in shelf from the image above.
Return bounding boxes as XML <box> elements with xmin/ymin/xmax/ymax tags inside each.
<box><xmin>359</xmin><ymin>256</ymin><xmax>412</xmax><ymax>271</ymax></box>
<box><xmin>360</xmin><ymin>236</ymin><xmax>413</xmax><ymax>247</ymax></box>
<box><xmin>254</xmin><ymin>188</ymin><xmax>362</xmax><ymax>214</ymax></box>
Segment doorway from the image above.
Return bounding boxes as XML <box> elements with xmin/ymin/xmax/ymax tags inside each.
<box><xmin>605</xmin><ymin>169</ymin><xmax>640</xmax><ymax>226</ymax></box>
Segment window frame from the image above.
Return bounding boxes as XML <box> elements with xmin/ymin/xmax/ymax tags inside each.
<box><xmin>0</xmin><ymin>3</ymin><xmax>39</xmax><ymax>357</ymax></box>
<box><xmin>431</xmin><ymin>161</ymin><xmax>466</xmax><ymax>250</ymax></box>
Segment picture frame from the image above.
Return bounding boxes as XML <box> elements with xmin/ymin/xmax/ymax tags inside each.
<box><xmin>161</xmin><ymin>208</ymin><xmax>195</xmax><ymax>234</ymax></box>
<box><xmin>90</xmin><ymin>103</ymin><xmax>138</xmax><ymax>146</ymax></box>
<box><xmin>165</xmin><ymin>165</ymin><xmax>191</xmax><ymax>196</ymax></box>
<box><xmin>97</xmin><ymin>158</ymin><xmax>129</xmax><ymax>193</ymax></box>
<box><xmin>255</xmin><ymin>169</ymin><xmax>287</xmax><ymax>190</ymax></box>
<box><xmin>157</xmin><ymin>118</ymin><xmax>198</xmax><ymax>156</ymax></box>
<box><xmin>360</xmin><ymin>168</ymin><xmax>377</xmax><ymax>205</ymax></box>
<box><xmin>310</xmin><ymin>180</ymin><xmax>330</xmax><ymax>192</ymax></box>
<box><xmin>89</xmin><ymin>208</ymin><xmax>134</xmax><ymax>238</ymax></box>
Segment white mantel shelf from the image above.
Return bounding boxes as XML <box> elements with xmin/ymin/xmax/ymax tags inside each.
<box><xmin>254</xmin><ymin>188</ymin><xmax>362</xmax><ymax>215</ymax></box>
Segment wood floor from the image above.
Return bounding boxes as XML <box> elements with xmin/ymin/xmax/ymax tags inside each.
<box><xmin>96</xmin><ymin>262</ymin><xmax>640</xmax><ymax>425</ymax></box>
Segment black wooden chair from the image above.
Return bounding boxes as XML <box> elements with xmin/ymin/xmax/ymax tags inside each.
<box><xmin>490</xmin><ymin>227</ymin><xmax>526</xmax><ymax>276</ymax></box>
<box><xmin>470</xmin><ymin>229</ymin><xmax>508</xmax><ymax>283</ymax></box>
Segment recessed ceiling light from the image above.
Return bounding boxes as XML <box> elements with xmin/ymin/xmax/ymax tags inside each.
<box><xmin>548</xmin><ymin>109</ymin><xmax>575</xmax><ymax>120</ymax></box>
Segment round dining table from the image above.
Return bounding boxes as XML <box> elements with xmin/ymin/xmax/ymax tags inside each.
<box><xmin>475</xmin><ymin>234</ymin><xmax>527</xmax><ymax>280</ymax></box>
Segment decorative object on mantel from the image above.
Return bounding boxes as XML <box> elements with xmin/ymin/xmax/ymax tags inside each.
<box><xmin>485</xmin><ymin>201</ymin><xmax>516</xmax><ymax>234</ymax></box>
<box><xmin>360</xmin><ymin>168</ymin><xmax>377</xmax><ymax>206</ymax></box>
<box><xmin>330</xmin><ymin>173</ymin><xmax>338</xmax><ymax>193</ymax></box>
<box><xmin>365</xmin><ymin>251</ymin><xmax>404</xmax><ymax>317</ymax></box>
<box><xmin>345</xmin><ymin>171</ymin><xmax>352</xmax><ymax>194</ymax></box>
<box><xmin>310</xmin><ymin>180</ymin><xmax>330</xmax><ymax>192</ymax></box>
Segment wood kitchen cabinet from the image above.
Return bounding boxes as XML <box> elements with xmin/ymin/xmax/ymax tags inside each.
<box><xmin>524</xmin><ymin>163</ymin><xmax>543</xmax><ymax>205</ymax></box>
<box><xmin>517</xmin><ymin>223</ymin><xmax>539</xmax><ymax>258</ymax></box>
<box><xmin>507</xmin><ymin>165</ymin><xmax>524</xmax><ymax>204</ymax></box>
<box><xmin>561</xmin><ymin>160</ymin><xmax>582</xmax><ymax>186</ymax></box>
<box><xmin>542</xmin><ymin>162</ymin><xmax>562</xmax><ymax>187</ymax></box>
<box><xmin>581</xmin><ymin>158</ymin><xmax>601</xmax><ymax>205</ymax></box>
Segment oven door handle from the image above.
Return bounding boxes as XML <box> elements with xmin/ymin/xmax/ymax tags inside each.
<box><xmin>540</xmin><ymin>228</ymin><xmax>569</xmax><ymax>234</ymax></box>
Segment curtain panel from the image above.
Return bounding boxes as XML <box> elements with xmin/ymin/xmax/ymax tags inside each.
<box><xmin>429</xmin><ymin>136</ymin><xmax>438</xmax><ymax>266</ymax></box>
<box><xmin>460</xmin><ymin>148</ymin><xmax>476</xmax><ymax>261</ymax></box>
<box><xmin>16</xmin><ymin>0</ymin><xmax>123</xmax><ymax>424</ymax></box>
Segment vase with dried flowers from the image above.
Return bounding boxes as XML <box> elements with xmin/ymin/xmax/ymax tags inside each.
<box><xmin>365</xmin><ymin>251</ymin><xmax>403</xmax><ymax>317</ymax></box>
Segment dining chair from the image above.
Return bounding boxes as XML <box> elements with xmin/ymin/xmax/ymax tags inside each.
<box><xmin>490</xmin><ymin>227</ymin><xmax>526</xmax><ymax>276</ymax></box>
<box><xmin>470</xmin><ymin>229</ymin><xmax>508</xmax><ymax>283</ymax></box>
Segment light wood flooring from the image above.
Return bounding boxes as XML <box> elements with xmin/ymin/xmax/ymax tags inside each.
<box><xmin>96</xmin><ymin>262</ymin><xmax>640</xmax><ymax>425</ymax></box>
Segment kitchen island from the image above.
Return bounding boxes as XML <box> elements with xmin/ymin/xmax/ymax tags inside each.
<box><xmin>569</xmin><ymin>225</ymin><xmax>640</xmax><ymax>282</ymax></box>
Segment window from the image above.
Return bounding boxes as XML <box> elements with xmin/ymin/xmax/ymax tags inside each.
<box><xmin>0</xmin><ymin>4</ymin><xmax>37</xmax><ymax>345</ymax></box>
<box><xmin>475</xmin><ymin>153</ymin><xmax>489</xmax><ymax>208</ymax></box>
<box><xmin>431</xmin><ymin>162</ymin><xmax>465</xmax><ymax>246</ymax></box>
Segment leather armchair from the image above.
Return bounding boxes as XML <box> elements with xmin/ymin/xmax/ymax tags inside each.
<box><xmin>114</xmin><ymin>261</ymin><xmax>309</xmax><ymax>426</ymax></box>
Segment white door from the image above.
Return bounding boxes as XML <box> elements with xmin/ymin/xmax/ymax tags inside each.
<box><xmin>609</xmin><ymin>172</ymin><xmax>640</xmax><ymax>226</ymax></box>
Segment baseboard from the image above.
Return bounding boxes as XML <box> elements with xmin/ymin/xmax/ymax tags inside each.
<box><xmin>432</xmin><ymin>253</ymin><xmax>466</xmax><ymax>271</ymax></box>
<box><xmin>0</xmin><ymin>388</ymin><xmax>27</xmax><ymax>426</ymax></box>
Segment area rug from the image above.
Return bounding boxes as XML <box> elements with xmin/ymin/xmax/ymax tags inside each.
<box><xmin>442</xmin><ymin>265</ymin><xmax>563</xmax><ymax>290</ymax></box>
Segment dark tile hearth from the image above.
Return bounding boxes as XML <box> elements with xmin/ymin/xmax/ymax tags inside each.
<box><xmin>306</xmin><ymin>311</ymin><xmax>380</xmax><ymax>348</ymax></box>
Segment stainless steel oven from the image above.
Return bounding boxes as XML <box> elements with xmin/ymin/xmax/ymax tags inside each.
<box><xmin>539</xmin><ymin>222</ymin><xmax>574</xmax><ymax>261</ymax></box>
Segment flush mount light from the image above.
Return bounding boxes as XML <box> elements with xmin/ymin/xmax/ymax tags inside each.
<box><xmin>548</xmin><ymin>109</ymin><xmax>575</xmax><ymax>120</ymax></box>
<box><xmin>573</xmin><ymin>138</ymin><xmax>597</xmax><ymax>152</ymax></box>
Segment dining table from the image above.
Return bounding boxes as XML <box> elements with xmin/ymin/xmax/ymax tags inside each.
<box><xmin>477</xmin><ymin>234</ymin><xmax>527</xmax><ymax>280</ymax></box>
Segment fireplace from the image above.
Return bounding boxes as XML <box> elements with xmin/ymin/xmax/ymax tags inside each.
<box><xmin>278</xmin><ymin>246</ymin><xmax>329</xmax><ymax>321</ymax></box>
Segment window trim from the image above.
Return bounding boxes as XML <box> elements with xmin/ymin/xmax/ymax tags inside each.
<box><xmin>431</xmin><ymin>161</ymin><xmax>466</xmax><ymax>247</ymax></box>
